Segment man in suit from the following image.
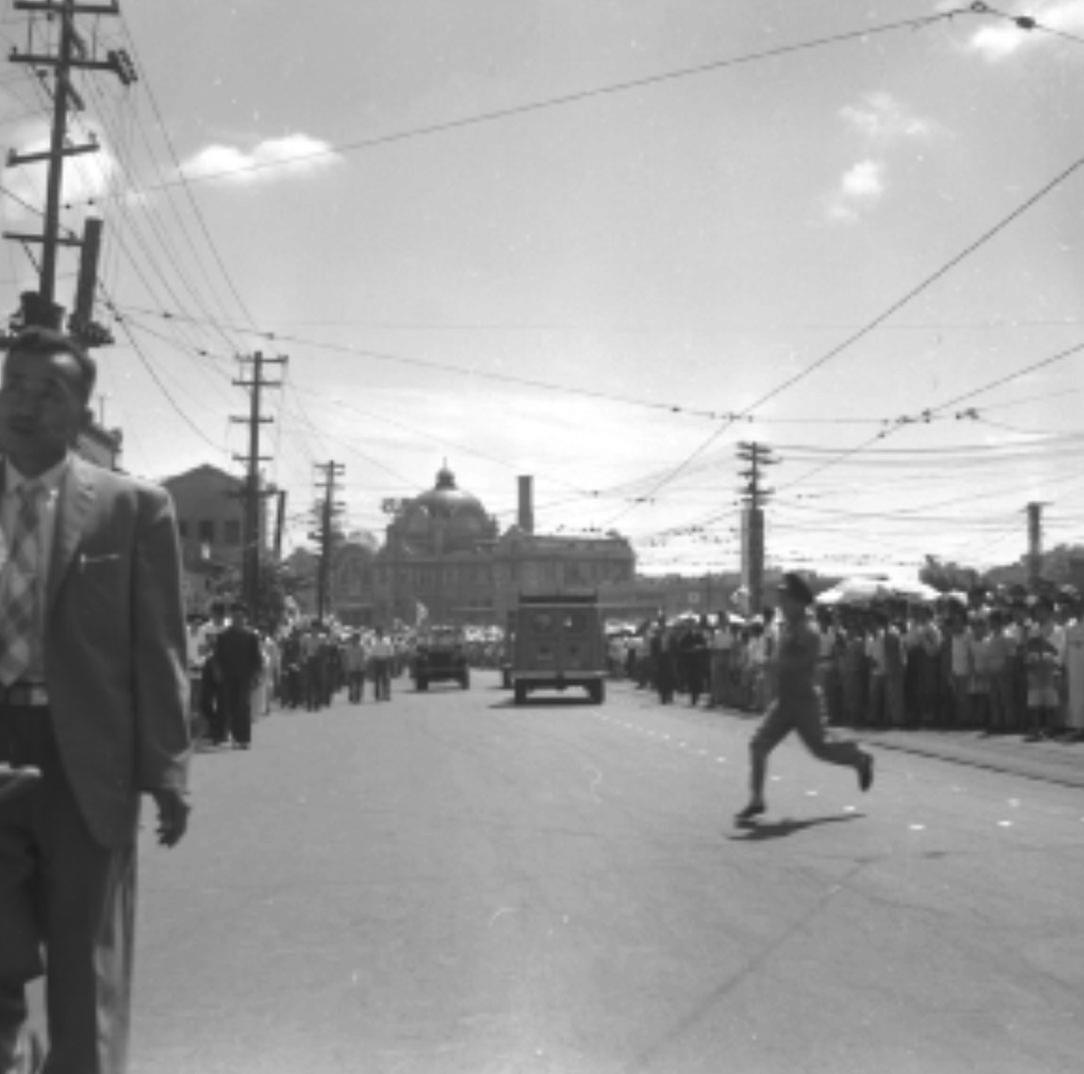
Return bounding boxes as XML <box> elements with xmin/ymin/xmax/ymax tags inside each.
<box><xmin>214</xmin><ymin>602</ymin><xmax>263</xmax><ymax>749</ymax></box>
<box><xmin>0</xmin><ymin>328</ymin><xmax>190</xmax><ymax>1073</ymax></box>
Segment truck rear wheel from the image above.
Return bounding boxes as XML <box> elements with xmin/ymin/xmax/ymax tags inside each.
<box><xmin>513</xmin><ymin>682</ymin><xmax>527</xmax><ymax>705</ymax></box>
<box><xmin>588</xmin><ymin>681</ymin><xmax>605</xmax><ymax>704</ymax></box>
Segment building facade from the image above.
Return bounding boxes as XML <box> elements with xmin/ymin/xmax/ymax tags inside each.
<box><xmin>162</xmin><ymin>464</ymin><xmax>269</xmax><ymax>614</ymax></box>
<box><xmin>325</xmin><ymin>466</ymin><xmax>636</xmax><ymax>627</ymax></box>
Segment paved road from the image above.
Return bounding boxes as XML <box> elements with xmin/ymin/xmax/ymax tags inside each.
<box><xmin>120</xmin><ymin>672</ymin><xmax>1083</xmax><ymax>1074</ymax></box>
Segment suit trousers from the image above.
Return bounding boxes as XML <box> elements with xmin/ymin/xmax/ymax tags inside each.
<box><xmin>220</xmin><ymin>678</ymin><xmax>253</xmax><ymax>746</ymax></box>
<box><xmin>0</xmin><ymin>705</ymin><xmax>135</xmax><ymax>1074</ymax></box>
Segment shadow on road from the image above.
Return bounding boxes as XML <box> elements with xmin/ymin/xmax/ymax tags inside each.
<box><xmin>728</xmin><ymin>812</ymin><xmax>865</xmax><ymax>841</ymax></box>
<box><xmin>489</xmin><ymin>696</ymin><xmax>597</xmax><ymax>710</ymax></box>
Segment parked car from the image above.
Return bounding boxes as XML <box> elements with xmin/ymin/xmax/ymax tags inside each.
<box><xmin>412</xmin><ymin>625</ymin><xmax>470</xmax><ymax>690</ymax></box>
<box><xmin>510</xmin><ymin>592</ymin><xmax>606</xmax><ymax>704</ymax></box>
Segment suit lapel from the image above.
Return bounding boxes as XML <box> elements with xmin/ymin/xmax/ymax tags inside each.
<box><xmin>47</xmin><ymin>456</ymin><xmax>98</xmax><ymax>614</ymax></box>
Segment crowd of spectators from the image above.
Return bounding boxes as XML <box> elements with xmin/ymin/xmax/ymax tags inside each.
<box><xmin>611</xmin><ymin>583</ymin><xmax>1084</xmax><ymax>742</ymax></box>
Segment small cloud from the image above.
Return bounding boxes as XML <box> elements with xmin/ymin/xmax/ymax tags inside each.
<box><xmin>824</xmin><ymin>91</ymin><xmax>935</xmax><ymax>224</ymax></box>
<box><xmin>178</xmin><ymin>133</ymin><xmax>341</xmax><ymax>185</ymax></box>
<box><xmin>969</xmin><ymin>23</ymin><xmax>1028</xmax><ymax>60</ymax></box>
<box><xmin>967</xmin><ymin>0</ymin><xmax>1084</xmax><ymax>61</ymax></box>
<box><xmin>841</xmin><ymin>159</ymin><xmax>885</xmax><ymax>200</ymax></box>
<box><xmin>839</xmin><ymin>92</ymin><xmax>932</xmax><ymax>143</ymax></box>
<box><xmin>827</xmin><ymin>158</ymin><xmax>885</xmax><ymax>223</ymax></box>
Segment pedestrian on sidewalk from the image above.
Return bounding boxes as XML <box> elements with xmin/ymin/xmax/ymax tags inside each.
<box><xmin>653</xmin><ymin>623</ymin><xmax>676</xmax><ymax>705</ymax></box>
<box><xmin>196</xmin><ymin>600</ymin><xmax>228</xmax><ymax>744</ymax></box>
<box><xmin>840</xmin><ymin>615</ymin><xmax>868</xmax><ymax>728</ymax></box>
<box><xmin>985</xmin><ymin>609</ymin><xmax>1016</xmax><ymax>734</ymax></box>
<box><xmin>370</xmin><ymin>626</ymin><xmax>394</xmax><ymax>701</ymax></box>
<box><xmin>968</xmin><ymin>613</ymin><xmax>994</xmax><ymax>735</ymax></box>
<box><xmin>214</xmin><ymin>603</ymin><xmax>263</xmax><ymax>749</ymax></box>
<box><xmin>1024</xmin><ymin>596</ymin><xmax>1064</xmax><ymax>742</ymax></box>
<box><xmin>948</xmin><ymin>611</ymin><xmax>973</xmax><ymax>728</ymax></box>
<box><xmin>0</xmin><ymin>328</ymin><xmax>190</xmax><ymax>1074</ymax></box>
<box><xmin>1063</xmin><ymin>596</ymin><xmax>1084</xmax><ymax>742</ymax></box>
<box><xmin>343</xmin><ymin>632</ymin><xmax>367</xmax><ymax>703</ymax></box>
<box><xmin>735</xmin><ymin>573</ymin><xmax>874</xmax><ymax>823</ymax></box>
<box><xmin>903</xmin><ymin>604</ymin><xmax>941</xmax><ymax>728</ymax></box>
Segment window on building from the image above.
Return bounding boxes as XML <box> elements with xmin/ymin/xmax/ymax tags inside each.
<box><xmin>198</xmin><ymin>520</ymin><xmax>215</xmax><ymax>545</ymax></box>
<box><xmin>223</xmin><ymin>520</ymin><xmax>242</xmax><ymax>546</ymax></box>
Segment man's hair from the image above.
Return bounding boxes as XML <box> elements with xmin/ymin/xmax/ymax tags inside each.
<box><xmin>5</xmin><ymin>327</ymin><xmax>97</xmax><ymax>400</ymax></box>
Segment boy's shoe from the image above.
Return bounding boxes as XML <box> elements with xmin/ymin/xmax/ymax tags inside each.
<box><xmin>734</xmin><ymin>800</ymin><xmax>766</xmax><ymax>823</ymax></box>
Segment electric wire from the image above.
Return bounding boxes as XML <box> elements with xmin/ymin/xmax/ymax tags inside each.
<box><xmin>80</xmin><ymin>6</ymin><xmax>976</xmax><ymax>201</ymax></box>
<box><xmin>600</xmin><ymin>147</ymin><xmax>1084</xmax><ymax>527</ymax></box>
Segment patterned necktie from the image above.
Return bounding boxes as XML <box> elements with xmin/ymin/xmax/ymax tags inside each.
<box><xmin>0</xmin><ymin>482</ymin><xmax>45</xmax><ymax>686</ymax></box>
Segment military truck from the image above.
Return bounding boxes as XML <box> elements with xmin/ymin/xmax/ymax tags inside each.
<box><xmin>510</xmin><ymin>592</ymin><xmax>606</xmax><ymax>704</ymax></box>
<box><xmin>412</xmin><ymin>625</ymin><xmax>470</xmax><ymax>691</ymax></box>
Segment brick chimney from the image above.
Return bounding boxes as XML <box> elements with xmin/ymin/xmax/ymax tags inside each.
<box><xmin>517</xmin><ymin>475</ymin><xmax>534</xmax><ymax>535</ymax></box>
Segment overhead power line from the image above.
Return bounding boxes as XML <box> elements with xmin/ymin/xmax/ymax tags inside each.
<box><xmin>973</xmin><ymin>2</ymin><xmax>1084</xmax><ymax>47</ymax></box>
<box><xmin>77</xmin><ymin>6</ymin><xmax>975</xmax><ymax>201</ymax></box>
<box><xmin>602</xmin><ymin>146</ymin><xmax>1084</xmax><ymax>524</ymax></box>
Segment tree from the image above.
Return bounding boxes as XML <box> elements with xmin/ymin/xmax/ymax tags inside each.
<box><xmin>919</xmin><ymin>555</ymin><xmax>980</xmax><ymax>594</ymax></box>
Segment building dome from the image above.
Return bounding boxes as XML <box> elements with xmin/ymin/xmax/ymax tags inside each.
<box><xmin>395</xmin><ymin>466</ymin><xmax>496</xmax><ymax>555</ymax></box>
<box><xmin>413</xmin><ymin>466</ymin><xmax>485</xmax><ymax>516</ymax></box>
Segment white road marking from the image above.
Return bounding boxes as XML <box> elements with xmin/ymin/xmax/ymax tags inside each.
<box><xmin>585</xmin><ymin>764</ymin><xmax>604</xmax><ymax>803</ymax></box>
<box><xmin>908</xmin><ymin>823</ymin><xmax>926</xmax><ymax>831</ymax></box>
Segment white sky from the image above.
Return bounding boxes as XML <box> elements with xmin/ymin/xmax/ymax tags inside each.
<box><xmin>1</xmin><ymin>0</ymin><xmax>1083</xmax><ymax>577</ymax></box>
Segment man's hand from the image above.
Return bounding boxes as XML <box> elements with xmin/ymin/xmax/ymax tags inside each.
<box><xmin>151</xmin><ymin>787</ymin><xmax>190</xmax><ymax>847</ymax></box>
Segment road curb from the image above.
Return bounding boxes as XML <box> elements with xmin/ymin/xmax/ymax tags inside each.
<box><xmin>859</xmin><ymin>731</ymin><xmax>1084</xmax><ymax>790</ymax></box>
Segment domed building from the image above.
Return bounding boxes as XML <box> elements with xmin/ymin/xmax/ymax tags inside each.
<box><xmin>392</xmin><ymin>465</ymin><xmax>498</xmax><ymax>558</ymax></box>
<box><xmin>370</xmin><ymin>465</ymin><xmax>500</xmax><ymax>624</ymax></box>
<box><xmin>344</xmin><ymin>465</ymin><xmax>635</xmax><ymax>627</ymax></box>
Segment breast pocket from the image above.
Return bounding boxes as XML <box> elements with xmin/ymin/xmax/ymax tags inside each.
<box><xmin>72</xmin><ymin>551</ymin><xmax>129</xmax><ymax>620</ymax></box>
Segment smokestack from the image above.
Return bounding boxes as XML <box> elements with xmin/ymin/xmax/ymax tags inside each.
<box><xmin>517</xmin><ymin>475</ymin><xmax>534</xmax><ymax>535</ymax></box>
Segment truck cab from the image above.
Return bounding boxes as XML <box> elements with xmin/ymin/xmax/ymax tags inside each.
<box><xmin>510</xmin><ymin>592</ymin><xmax>606</xmax><ymax>704</ymax></box>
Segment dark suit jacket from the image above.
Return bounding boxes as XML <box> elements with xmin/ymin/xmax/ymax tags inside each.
<box><xmin>215</xmin><ymin>625</ymin><xmax>263</xmax><ymax>685</ymax></box>
<box><xmin>2</xmin><ymin>454</ymin><xmax>191</xmax><ymax>848</ymax></box>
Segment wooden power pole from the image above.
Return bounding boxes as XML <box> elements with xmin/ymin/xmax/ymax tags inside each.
<box><xmin>5</xmin><ymin>0</ymin><xmax>135</xmax><ymax>330</ymax></box>
<box><xmin>311</xmin><ymin>461</ymin><xmax>344</xmax><ymax>623</ymax></box>
<box><xmin>231</xmin><ymin>351</ymin><xmax>286</xmax><ymax>613</ymax></box>
<box><xmin>737</xmin><ymin>441</ymin><xmax>778</xmax><ymax>615</ymax></box>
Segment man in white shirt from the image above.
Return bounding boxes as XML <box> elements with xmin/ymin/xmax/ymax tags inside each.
<box><xmin>369</xmin><ymin>627</ymin><xmax>394</xmax><ymax>701</ymax></box>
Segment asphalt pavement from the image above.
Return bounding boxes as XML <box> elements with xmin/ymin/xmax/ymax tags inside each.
<box><xmin>112</xmin><ymin>672</ymin><xmax>1084</xmax><ymax>1074</ymax></box>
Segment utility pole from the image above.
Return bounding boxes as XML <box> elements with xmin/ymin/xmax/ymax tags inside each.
<box><xmin>310</xmin><ymin>461</ymin><xmax>345</xmax><ymax>623</ymax></box>
<box><xmin>1026</xmin><ymin>501</ymin><xmax>1046</xmax><ymax>590</ymax></box>
<box><xmin>231</xmin><ymin>351</ymin><xmax>286</xmax><ymax>613</ymax></box>
<box><xmin>5</xmin><ymin>0</ymin><xmax>135</xmax><ymax>329</ymax></box>
<box><xmin>737</xmin><ymin>441</ymin><xmax>779</xmax><ymax>615</ymax></box>
<box><xmin>273</xmin><ymin>488</ymin><xmax>287</xmax><ymax>562</ymax></box>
